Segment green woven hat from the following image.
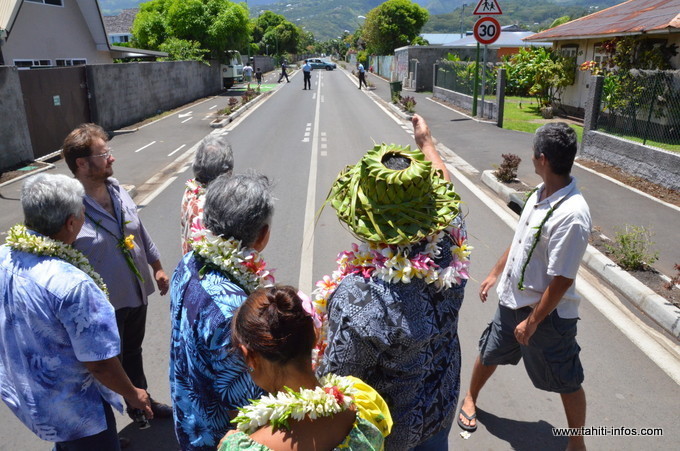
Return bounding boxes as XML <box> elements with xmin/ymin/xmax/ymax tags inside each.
<box><xmin>328</xmin><ymin>143</ymin><xmax>461</xmax><ymax>245</ymax></box>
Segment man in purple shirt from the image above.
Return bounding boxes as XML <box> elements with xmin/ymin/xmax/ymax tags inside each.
<box><xmin>62</xmin><ymin>124</ymin><xmax>173</xmax><ymax>427</ymax></box>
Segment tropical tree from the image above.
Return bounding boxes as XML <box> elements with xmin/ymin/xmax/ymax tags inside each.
<box><xmin>252</xmin><ymin>10</ymin><xmax>303</xmax><ymax>56</ymax></box>
<box><xmin>362</xmin><ymin>0</ymin><xmax>429</xmax><ymax>55</ymax></box>
<box><xmin>131</xmin><ymin>0</ymin><xmax>250</xmax><ymax>60</ymax></box>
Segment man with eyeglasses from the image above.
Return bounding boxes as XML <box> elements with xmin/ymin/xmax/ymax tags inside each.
<box><xmin>61</xmin><ymin>124</ymin><xmax>173</xmax><ymax>443</ymax></box>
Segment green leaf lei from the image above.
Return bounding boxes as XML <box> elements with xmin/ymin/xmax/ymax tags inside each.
<box><xmin>5</xmin><ymin>224</ymin><xmax>108</xmax><ymax>296</ymax></box>
<box><xmin>517</xmin><ymin>188</ymin><xmax>567</xmax><ymax>290</ymax></box>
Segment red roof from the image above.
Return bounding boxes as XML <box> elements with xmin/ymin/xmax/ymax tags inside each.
<box><xmin>525</xmin><ymin>0</ymin><xmax>680</xmax><ymax>41</ymax></box>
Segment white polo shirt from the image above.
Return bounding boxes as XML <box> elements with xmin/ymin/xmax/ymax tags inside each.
<box><xmin>497</xmin><ymin>177</ymin><xmax>591</xmax><ymax>318</ymax></box>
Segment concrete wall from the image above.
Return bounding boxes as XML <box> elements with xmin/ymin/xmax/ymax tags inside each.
<box><xmin>88</xmin><ymin>60</ymin><xmax>221</xmax><ymax>131</ymax></box>
<box><xmin>0</xmin><ymin>66</ymin><xmax>33</xmax><ymax>170</ymax></box>
<box><xmin>433</xmin><ymin>86</ymin><xmax>497</xmax><ymax>120</ymax></box>
<box><xmin>582</xmin><ymin>130</ymin><xmax>680</xmax><ymax>191</ymax></box>
<box><xmin>395</xmin><ymin>46</ymin><xmax>459</xmax><ymax>92</ymax></box>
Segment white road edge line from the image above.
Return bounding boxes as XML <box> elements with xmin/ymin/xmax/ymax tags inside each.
<box><xmin>299</xmin><ymin>72</ymin><xmax>323</xmax><ymax>292</ymax></box>
<box><xmin>181</xmin><ymin>117</ymin><xmax>193</xmax><ymax>124</ymax></box>
<box><xmin>134</xmin><ymin>141</ymin><xmax>157</xmax><ymax>153</ymax></box>
<box><xmin>137</xmin><ymin>176</ymin><xmax>177</xmax><ymax>207</ymax></box>
<box><xmin>168</xmin><ymin>144</ymin><xmax>186</xmax><ymax>157</ymax></box>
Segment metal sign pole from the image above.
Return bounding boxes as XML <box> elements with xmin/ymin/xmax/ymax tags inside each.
<box><xmin>481</xmin><ymin>44</ymin><xmax>488</xmax><ymax>118</ymax></box>
<box><xmin>472</xmin><ymin>42</ymin><xmax>480</xmax><ymax>117</ymax></box>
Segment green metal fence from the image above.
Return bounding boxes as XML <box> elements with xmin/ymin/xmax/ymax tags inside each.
<box><xmin>597</xmin><ymin>69</ymin><xmax>680</xmax><ymax>147</ymax></box>
<box><xmin>435</xmin><ymin>61</ymin><xmax>497</xmax><ymax>96</ymax></box>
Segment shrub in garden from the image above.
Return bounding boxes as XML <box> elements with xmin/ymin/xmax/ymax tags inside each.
<box><xmin>493</xmin><ymin>153</ymin><xmax>522</xmax><ymax>182</ymax></box>
<box><xmin>605</xmin><ymin>225</ymin><xmax>659</xmax><ymax>271</ymax></box>
<box><xmin>400</xmin><ymin>96</ymin><xmax>416</xmax><ymax>113</ymax></box>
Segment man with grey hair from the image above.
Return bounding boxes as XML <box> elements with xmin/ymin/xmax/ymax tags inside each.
<box><xmin>180</xmin><ymin>135</ymin><xmax>234</xmax><ymax>254</ymax></box>
<box><xmin>458</xmin><ymin>123</ymin><xmax>591</xmax><ymax>451</ymax></box>
<box><xmin>170</xmin><ymin>172</ymin><xmax>274</xmax><ymax>451</ymax></box>
<box><xmin>0</xmin><ymin>173</ymin><xmax>152</xmax><ymax>450</ymax></box>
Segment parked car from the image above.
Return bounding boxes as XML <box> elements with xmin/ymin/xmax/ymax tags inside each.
<box><xmin>309</xmin><ymin>58</ymin><xmax>336</xmax><ymax>70</ymax></box>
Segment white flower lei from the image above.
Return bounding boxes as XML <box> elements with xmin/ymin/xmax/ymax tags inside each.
<box><xmin>190</xmin><ymin>227</ymin><xmax>274</xmax><ymax>294</ymax></box>
<box><xmin>233</xmin><ymin>373</ymin><xmax>356</xmax><ymax>434</ymax></box>
<box><xmin>5</xmin><ymin>224</ymin><xmax>108</xmax><ymax>296</ymax></box>
<box><xmin>311</xmin><ymin>225</ymin><xmax>472</xmax><ymax>364</ymax></box>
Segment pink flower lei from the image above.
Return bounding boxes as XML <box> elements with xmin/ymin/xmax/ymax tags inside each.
<box><xmin>311</xmin><ymin>225</ymin><xmax>472</xmax><ymax>366</ymax></box>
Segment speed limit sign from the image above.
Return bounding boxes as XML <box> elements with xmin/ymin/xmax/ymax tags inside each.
<box><xmin>473</xmin><ymin>16</ymin><xmax>501</xmax><ymax>45</ymax></box>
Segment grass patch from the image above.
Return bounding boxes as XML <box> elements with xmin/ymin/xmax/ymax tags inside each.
<box><xmin>503</xmin><ymin>96</ymin><xmax>583</xmax><ymax>142</ymax></box>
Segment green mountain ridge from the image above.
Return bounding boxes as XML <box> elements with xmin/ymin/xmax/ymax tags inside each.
<box><xmin>99</xmin><ymin>0</ymin><xmax>622</xmax><ymax>41</ymax></box>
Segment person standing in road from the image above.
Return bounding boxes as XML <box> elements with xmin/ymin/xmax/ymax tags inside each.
<box><xmin>0</xmin><ymin>173</ymin><xmax>153</xmax><ymax>451</ymax></box>
<box><xmin>302</xmin><ymin>59</ymin><xmax>312</xmax><ymax>90</ymax></box>
<box><xmin>357</xmin><ymin>62</ymin><xmax>367</xmax><ymax>89</ymax></box>
<box><xmin>255</xmin><ymin>67</ymin><xmax>263</xmax><ymax>88</ymax></box>
<box><xmin>62</xmin><ymin>124</ymin><xmax>173</xmax><ymax>427</ymax></box>
<box><xmin>242</xmin><ymin>62</ymin><xmax>253</xmax><ymax>89</ymax></box>
<box><xmin>180</xmin><ymin>135</ymin><xmax>234</xmax><ymax>254</ymax></box>
<box><xmin>457</xmin><ymin>123</ymin><xmax>591</xmax><ymax>451</ymax></box>
<box><xmin>170</xmin><ymin>173</ymin><xmax>275</xmax><ymax>451</ymax></box>
<box><xmin>316</xmin><ymin>115</ymin><xmax>471</xmax><ymax>450</ymax></box>
<box><xmin>278</xmin><ymin>61</ymin><xmax>289</xmax><ymax>83</ymax></box>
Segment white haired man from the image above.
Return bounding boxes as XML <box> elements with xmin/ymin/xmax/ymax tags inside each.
<box><xmin>0</xmin><ymin>173</ymin><xmax>152</xmax><ymax>451</ymax></box>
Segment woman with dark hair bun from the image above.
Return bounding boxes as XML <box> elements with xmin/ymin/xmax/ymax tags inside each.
<box><xmin>218</xmin><ymin>285</ymin><xmax>392</xmax><ymax>451</ymax></box>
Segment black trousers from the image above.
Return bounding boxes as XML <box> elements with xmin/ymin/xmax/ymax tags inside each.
<box><xmin>115</xmin><ymin>304</ymin><xmax>148</xmax><ymax>390</ymax></box>
<box><xmin>358</xmin><ymin>72</ymin><xmax>366</xmax><ymax>88</ymax></box>
<box><xmin>278</xmin><ymin>70</ymin><xmax>289</xmax><ymax>82</ymax></box>
<box><xmin>304</xmin><ymin>71</ymin><xmax>311</xmax><ymax>89</ymax></box>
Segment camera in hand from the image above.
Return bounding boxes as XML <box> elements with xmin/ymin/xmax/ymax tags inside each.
<box><xmin>130</xmin><ymin>408</ymin><xmax>150</xmax><ymax>429</ymax></box>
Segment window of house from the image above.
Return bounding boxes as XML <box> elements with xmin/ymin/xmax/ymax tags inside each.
<box><xmin>593</xmin><ymin>44</ymin><xmax>609</xmax><ymax>65</ymax></box>
<box><xmin>25</xmin><ymin>0</ymin><xmax>64</xmax><ymax>6</ymax></box>
<box><xmin>560</xmin><ymin>45</ymin><xmax>579</xmax><ymax>59</ymax></box>
<box><xmin>56</xmin><ymin>59</ymin><xmax>87</xmax><ymax>66</ymax></box>
<box><xmin>14</xmin><ymin>59</ymin><xmax>52</xmax><ymax>69</ymax></box>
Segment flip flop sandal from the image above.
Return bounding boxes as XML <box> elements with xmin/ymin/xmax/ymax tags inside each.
<box><xmin>457</xmin><ymin>408</ymin><xmax>478</xmax><ymax>432</ymax></box>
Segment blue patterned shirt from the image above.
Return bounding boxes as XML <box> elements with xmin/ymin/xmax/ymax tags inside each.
<box><xmin>170</xmin><ymin>252</ymin><xmax>263</xmax><ymax>451</ymax></box>
<box><xmin>0</xmin><ymin>244</ymin><xmax>122</xmax><ymax>442</ymax></box>
<box><xmin>318</xmin><ymin>226</ymin><xmax>467</xmax><ymax>450</ymax></box>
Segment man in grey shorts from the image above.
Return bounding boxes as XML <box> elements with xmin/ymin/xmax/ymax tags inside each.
<box><xmin>457</xmin><ymin>123</ymin><xmax>591</xmax><ymax>451</ymax></box>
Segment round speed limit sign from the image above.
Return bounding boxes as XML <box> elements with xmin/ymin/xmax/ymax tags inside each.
<box><xmin>473</xmin><ymin>16</ymin><xmax>501</xmax><ymax>45</ymax></box>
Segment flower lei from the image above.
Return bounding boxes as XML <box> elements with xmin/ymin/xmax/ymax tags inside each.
<box><xmin>311</xmin><ymin>224</ymin><xmax>472</xmax><ymax>363</ymax></box>
<box><xmin>233</xmin><ymin>373</ymin><xmax>356</xmax><ymax>434</ymax></box>
<box><xmin>5</xmin><ymin>224</ymin><xmax>108</xmax><ymax>296</ymax></box>
<box><xmin>185</xmin><ymin>179</ymin><xmax>206</xmax><ymax>198</ymax></box>
<box><xmin>190</xmin><ymin>227</ymin><xmax>274</xmax><ymax>294</ymax></box>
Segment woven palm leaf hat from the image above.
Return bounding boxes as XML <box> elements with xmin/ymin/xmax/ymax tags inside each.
<box><xmin>327</xmin><ymin>143</ymin><xmax>461</xmax><ymax>245</ymax></box>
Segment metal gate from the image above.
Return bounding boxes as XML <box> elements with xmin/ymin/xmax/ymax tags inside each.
<box><xmin>19</xmin><ymin>66</ymin><xmax>91</xmax><ymax>159</ymax></box>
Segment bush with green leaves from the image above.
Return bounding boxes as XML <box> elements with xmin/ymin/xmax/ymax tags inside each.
<box><xmin>605</xmin><ymin>225</ymin><xmax>659</xmax><ymax>271</ymax></box>
<box><xmin>493</xmin><ymin>153</ymin><xmax>522</xmax><ymax>183</ymax></box>
<box><xmin>502</xmin><ymin>47</ymin><xmax>574</xmax><ymax>106</ymax></box>
<box><xmin>400</xmin><ymin>96</ymin><xmax>416</xmax><ymax>113</ymax></box>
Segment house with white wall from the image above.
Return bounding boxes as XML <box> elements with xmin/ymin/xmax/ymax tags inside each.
<box><xmin>103</xmin><ymin>7</ymin><xmax>136</xmax><ymax>45</ymax></box>
<box><xmin>524</xmin><ymin>0</ymin><xmax>680</xmax><ymax>116</ymax></box>
<box><xmin>0</xmin><ymin>0</ymin><xmax>163</xmax><ymax>68</ymax></box>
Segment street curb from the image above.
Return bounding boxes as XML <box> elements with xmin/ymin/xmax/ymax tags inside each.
<box><xmin>0</xmin><ymin>162</ymin><xmax>55</xmax><ymax>189</ymax></box>
<box><xmin>481</xmin><ymin>170</ymin><xmax>680</xmax><ymax>340</ymax></box>
<box><xmin>210</xmin><ymin>90</ymin><xmax>273</xmax><ymax>128</ymax></box>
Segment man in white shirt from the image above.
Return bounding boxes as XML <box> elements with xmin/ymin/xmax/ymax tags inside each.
<box><xmin>302</xmin><ymin>60</ymin><xmax>312</xmax><ymax>90</ymax></box>
<box><xmin>357</xmin><ymin>62</ymin><xmax>366</xmax><ymax>89</ymax></box>
<box><xmin>458</xmin><ymin>123</ymin><xmax>591</xmax><ymax>451</ymax></box>
<box><xmin>242</xmin><ymin>63</ymin><xmax>253</xmax><ymax>89</ymax></box>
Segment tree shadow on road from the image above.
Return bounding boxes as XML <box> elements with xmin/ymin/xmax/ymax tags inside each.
<box><xmin>475</xmin><ymin>407</ymin><xmax>568</xmax><ymax>450</ymax></box>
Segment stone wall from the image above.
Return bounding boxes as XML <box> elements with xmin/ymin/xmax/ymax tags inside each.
<box><xmin>0</xmin><ymin>66</ymin><xmax>33</xmax><ymax>170</ymax></box>
<box><xmin>87</xmin><ymin>60</ymin><xmax>221</xmax><ymax>131</ymax></box>
<box><xmin>581</xmin><ymin>130</ymin><xmax>680</xmax><ymax>191</ymax></box>
<box><xmin>433</xmin><ymin>86</ymin><xmax>497</xmax><ymax>120</ymax></box>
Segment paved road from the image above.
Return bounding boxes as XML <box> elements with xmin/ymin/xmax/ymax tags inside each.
<box><xmin>1</xmin><ymin>67</ymin><xmax>678</xmax><ymax>450</ymax></box>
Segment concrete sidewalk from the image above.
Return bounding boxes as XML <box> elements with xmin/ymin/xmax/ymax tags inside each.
<box><xmin>360</xmin><ymin>70</ymin><xmax>680</xmax><ymax>342</ymax></box>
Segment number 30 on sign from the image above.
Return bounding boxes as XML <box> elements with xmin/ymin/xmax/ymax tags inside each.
<box><xmin>473</xmin><ymin>16</ymin><xmax>501</xmax><ymax>45</ymax></box>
